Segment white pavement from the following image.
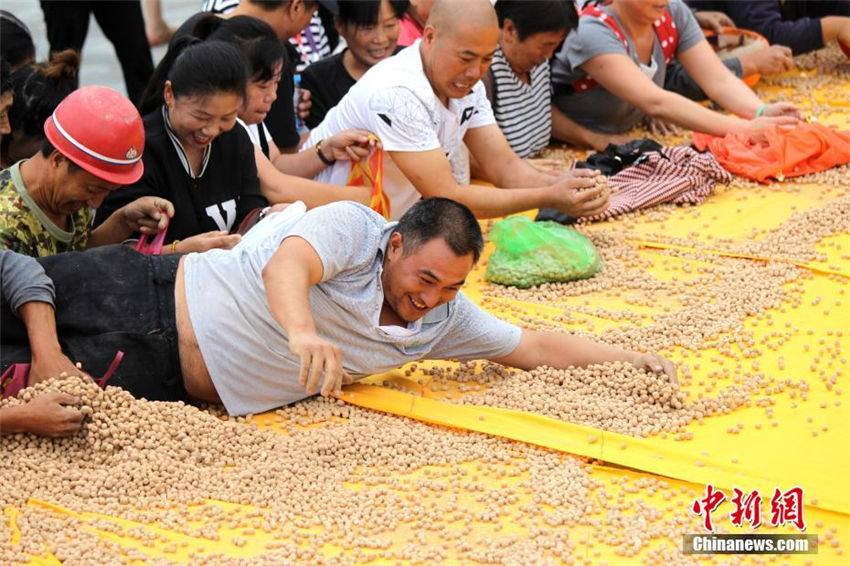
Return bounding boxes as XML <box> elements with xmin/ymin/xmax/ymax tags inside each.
<box><xmin>2</xmin><ymin>0</ymin><xmax>199</xmax><ymax>97</ymax></box>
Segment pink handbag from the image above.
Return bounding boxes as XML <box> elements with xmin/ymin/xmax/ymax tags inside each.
<box><xmin>1</xmin><ymin>351</ymin><xmax>124</xmax><ymax>399</ymax></box>
<box><xmin>1</xmin><ymin>220</ymin><xmax>168</xmax><ymax>399</ymax></box>
<box><xmin>134</xmin><ymin>218</ymin><xmax>169</xmax><ymax>254</ymax></box>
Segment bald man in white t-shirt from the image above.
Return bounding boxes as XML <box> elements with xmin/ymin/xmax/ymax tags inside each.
<box><xmin>305</xmin><ymin>0</ymin><xmax>609</xmax><ymax>221</ymax></box>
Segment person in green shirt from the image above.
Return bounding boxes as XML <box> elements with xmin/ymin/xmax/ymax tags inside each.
<box><xmin>0</xmin><ymin>85</ymin><xmax>172</xmax><ymax>258</ymax></box>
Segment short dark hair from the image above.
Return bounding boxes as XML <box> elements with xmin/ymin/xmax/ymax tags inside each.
<box><xmin>394</xmin><ymin>198</ymin><xmax>484</xmax><ymax>263</ymax></box>
<box><xmin>494</xmin><ymin>0</ymin><xmax>577</xmax><ymax>41</ymax></box>
<box><xmin>337</xmin><ymin>0</ymin><xmax>408</xmax><ymax>28</ymax></box>
<box><xmin>40</xmin><ymin>139</ymin><xmax>81</xmax><ymax>172</ymax></box>
<box><xmin>246</xmin><ymin>0</ymin><xmax>288</xmax><ymax>10</ymax></box>
<box><xmin>201</xmin><ymin>15</ymin><xmax>286</xmax><ymax>83</ymax></box>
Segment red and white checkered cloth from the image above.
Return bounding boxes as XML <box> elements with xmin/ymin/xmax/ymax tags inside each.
<box><xmin>583</xmin><ymin>146</ymin><xmax>733</xmax><ymax>222</ymax></box>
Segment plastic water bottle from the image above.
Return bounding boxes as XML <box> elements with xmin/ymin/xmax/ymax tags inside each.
<box><xmin>293</xmin><ymin>74</ymin><xmax>309</xmax><ymax>135</ymax></box>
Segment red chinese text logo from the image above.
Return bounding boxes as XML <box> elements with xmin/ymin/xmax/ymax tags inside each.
<box><xmin>692</xmin><ymin>485</ymin><xmax>805</xmax><ymax>532</ymax></box>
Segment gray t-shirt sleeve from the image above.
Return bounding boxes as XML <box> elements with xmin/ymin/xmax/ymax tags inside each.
<box><xmin>283</xmin><ymin>202</ymin><xmax>385</xmax><ymax>282</ymax></box>
<box><xmin>566</xmin><ymin>0</ymin><xmax>704</xmax><ymax>70</ymax></box>
<box><xmin>566</xmin><ymin>15</ymin><xmax>630</xmax><ymax>70</ymax></box>
<box><xmin>428</xmin><ymin>292</ymin><xmax>522</xmax><ymax>361</ymax></box>
<box><xmin>669</xmin><ymin>0</ymin><xmax>704</xmax><ymax>55</ymax></box>
<box><xmin>0</xmin><ymin>249</ymin><xmax>55</xmax><ymax>313</ymax></box>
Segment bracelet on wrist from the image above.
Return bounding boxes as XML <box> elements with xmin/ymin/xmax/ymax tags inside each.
<box><xmin>755</xmin><ymin>103</ymin><xmax>768</xmax><ymax>118</ymax></box>
<box><xmin>171</xmin><ymin>240</ymin><xmax>180</xmax><ymax>254</ymax></box>
<box><xmin>316</xmin><ymin>140</ymin><xmax>336</xmax><ymax>166</ymax></box>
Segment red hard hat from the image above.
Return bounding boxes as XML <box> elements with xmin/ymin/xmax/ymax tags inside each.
<box><xmin>44</xmin><ymin>86</ymin><xmax>144</xmax><ymax>185</ymax></box>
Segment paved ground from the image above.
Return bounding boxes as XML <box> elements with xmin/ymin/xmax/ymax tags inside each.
<box><xmin>3</xmin><ymin>0</ymin><xmax>199</xmax><ymax>97</ymax></box>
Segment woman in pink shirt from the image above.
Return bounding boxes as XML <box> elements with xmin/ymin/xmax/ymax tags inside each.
<box><xmin>396</xmin><ymin>0</ymin><xmax>434</xmax><ymax>46</ymax></box>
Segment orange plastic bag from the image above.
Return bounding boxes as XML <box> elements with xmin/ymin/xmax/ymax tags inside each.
<box><xmin>346</xmin><ymin>134</ymin><xmax>390</xmax><ymax>220</ymax></box>
<box><xmin>693</xmin><ymin>123</ymin><xmax>850</xmax><ymax>183</ymax></box>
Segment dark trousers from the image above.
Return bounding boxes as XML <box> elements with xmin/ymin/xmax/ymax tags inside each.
<box><xmin>40</xmin><ymin>0</ymin><xmax>154</xmax><ymax>105</ymax></box>
<box><xmin>780</xmin><ymin>1</ymin><xmax>850</xmax><ymax>19</ymax></box>
<box><xmin>1</xmin><ymin>246</ymin><xmax>187</xmax><ymax>402</ymax></box>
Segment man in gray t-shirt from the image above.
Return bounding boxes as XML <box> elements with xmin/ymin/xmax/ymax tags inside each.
<box><xmin>181</xmin><ymin>198</ymin><xmax>676</xmax><ymax>415</ymax></box>
<box><xmin>2</xmin><ymin>199</ymin><xmax>677</xmax><ymax>416</ymax></box>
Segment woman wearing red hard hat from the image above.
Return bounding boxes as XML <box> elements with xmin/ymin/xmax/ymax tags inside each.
<box><xmin>0</xmin><ymin>85</ymin><xmax>174</xmax><ymax>258</ymax></box>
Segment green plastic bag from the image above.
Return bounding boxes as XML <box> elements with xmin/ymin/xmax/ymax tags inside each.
<box><xmin>485</xmin><ymin>216</ymin><xmax>601</xmax><ymax>288</ymax></box>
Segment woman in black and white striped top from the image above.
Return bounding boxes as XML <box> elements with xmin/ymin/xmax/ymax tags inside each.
<box><xmin>487</xmin><ymin>44</ymin><xmax>553</xmax><ymax>159</ymax></box>
<box><xmin>486</xmin><ymin>1</ymin><xmax>629</xmax><ymax>157</ymax></box>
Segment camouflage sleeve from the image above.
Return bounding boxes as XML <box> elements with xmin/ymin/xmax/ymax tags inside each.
<box><xmin>70</xmin><ymin>208</ymin><xmax>93</xmax><ymax>251</ymax></box>
<box><xmin>0</xmin><ymin>206</ymin><xmax>40</xmax><ymax>258</ymax></box>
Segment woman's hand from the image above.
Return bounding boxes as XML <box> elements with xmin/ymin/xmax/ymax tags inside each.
<box><xmin>321</xmin><ymin>130</ymin><xmax>381</xmax><ymax>163</ymax></box>
<box><xmin>171</xmin><ymin>231</ymin><xmax>242</xmax><ymax>254</ymax></box>
<box><xmin>760</xmin><ymin>102</ymin><xmax>803</xmax><ymax>121</ymax></box>
<box><xmin>642</xmin><ymin>116</ymin><xmax>683</xmax><ymax>137</ymax></box>
<box><xmin>739</xmin><ymin>45</ymin><xmax>794</xmax><ymax>76</ymax></box>
<box><xmin>743</xmin><ymin>115</ymin><xmax>799</xmax><ymax>142</ymax></box>
<box><xmin>297</xmin><ymin>89</ymin><xmax>312</xmax><ymax>120</ymax></box>
<box><xmin>693</xmin><ymin>10</ymin><xmax>734</xmax><ymax>33</ymax></box>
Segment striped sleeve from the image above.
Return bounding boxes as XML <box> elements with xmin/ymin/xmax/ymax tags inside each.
<box><xmin>491</xmin><ymin>52</ymin><xmax>553</xmax><ymax>159</ymax></box>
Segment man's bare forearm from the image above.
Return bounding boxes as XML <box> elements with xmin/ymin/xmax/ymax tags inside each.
<box><xmin>18</xmin><ymin>302</ymin><xmax>64</xmax><ymax>363</ymax></box>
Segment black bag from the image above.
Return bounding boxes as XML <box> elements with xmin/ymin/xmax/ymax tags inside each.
<box><xmin>536</xmin><ymin>139</ymin><xmax>664</xmax><ymax>224</ymax></box>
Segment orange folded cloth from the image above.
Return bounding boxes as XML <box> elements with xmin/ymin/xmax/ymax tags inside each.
<box><xmin>346</xmin><ymin>135</ymin><xmax>390</xmax><ymax>220</ymax></box>
<box><xmin>693</xmin><ymin>123</ymin><xmax>850</xmax><ymax>183</ymax></box>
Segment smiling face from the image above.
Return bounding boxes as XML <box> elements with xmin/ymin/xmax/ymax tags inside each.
<box><xmin>164</xmin><ymin>82</ymin><xmax>240</xmax><ymax>149</ymax></box>
<box><xmin>340</xmin><ymin>0</ymin><xmax>401</xmax><ymax>70</ymax></box>
<box><xmin>615</xmin><ymin>0</ymin><xmax>670</xmax><ymax>24</ymax></box>
<box><xmin>240</xmin><ymin>62</ymin><xmax>282</xmax><ymax>125</ymax></box>
<box><xmin>48</xmin><ymin>154</ymin><xmax>121</xmax><ymax>214</ymax></box>
<box><xmin>420</xmin><ymin>19</ymin><xmax>499</xmax><ymax>103</ymax></box>
<box><xmin>381</xmin><ymin>233</ymin><xmax>475</xmax><ymax>323</ymax></box>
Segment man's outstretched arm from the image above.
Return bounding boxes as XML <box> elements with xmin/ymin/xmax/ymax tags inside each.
<box><xmin>490</xmin><ymin>329</ymin><xmax>677</xmax><ymax>384</ymax></box>
<box><xmin>262</xmin><ymin>236</ymin><xmax>351</xmax><ymax>396</ymax></box>
<box><xmin>390</xmin><ymin>148</ymin><xmax>608</xmax><ymax>219</ymax></box>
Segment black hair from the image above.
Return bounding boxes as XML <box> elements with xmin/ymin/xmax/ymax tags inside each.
<box><xmin>337</xmin><ymin>0</ymin><xmax>408</xmax><ymax>28</ymax></box>
<box><xmin>1</xmin><ymin>58</ymin><xmax>10</xmax><ymax>96</ymax></box>
<box><xmin>389</xmin><ymin>0</ymin><xmax>412</xmax><ymax>19</ymax></box>
<box><xmin>138</xmin><ymin>38</ymin><xmax>250</xmax><ymax>115</ymax></box>
<box><xmin>494</xmin><ymin>0</ymin><xmax>577</xmax><ymax>41</ymax></box>
<box><xmin>0</xmin><ymin>11</ymin><xmax>36</xmax><ymax>70</ymax></box>
<box><xmin>200</xmin><ymin>15</ymin><xmax>286</xmax><ymax>83</ymax></box>
<box><xmin>394</xmin><ymin>198</ymin><xmax>484</xmax><ymax>263</ymax></box>
<box><xmin>40</xmin><ymin>139</ymin><xmax>81</xmax><ymax>172</ymax></box>
<box><xmin>246</xmin><ymin>0</ymin><xmax>287</xmax><ymax>10</ymax></box>
<box><xmin>6</xmin><ymin>50</ymin><xmax>79</xmax><ymax>139</ymax></box>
